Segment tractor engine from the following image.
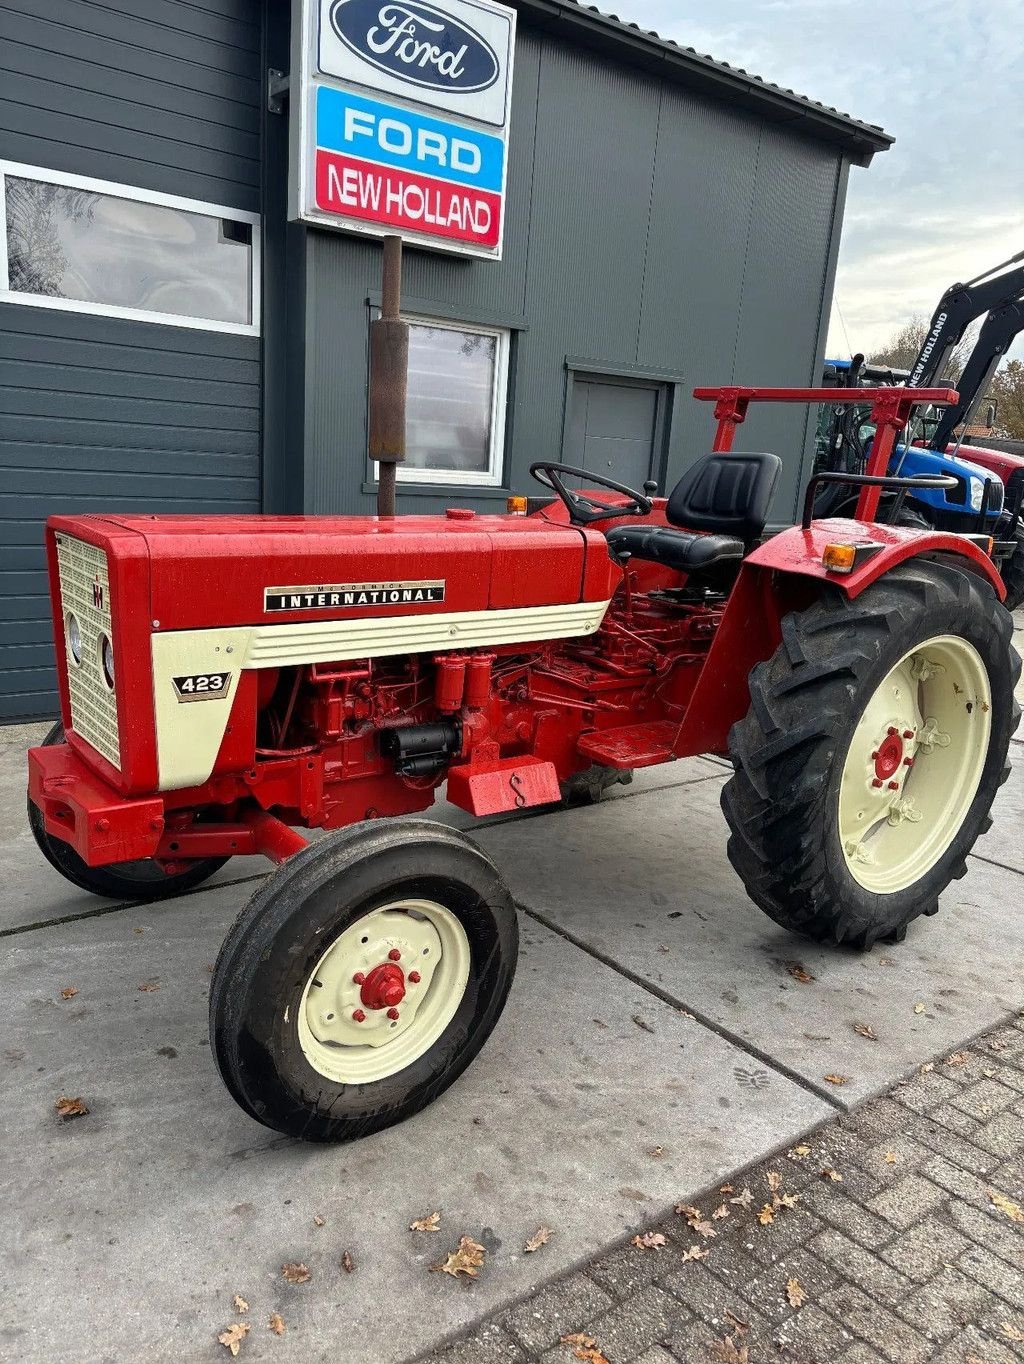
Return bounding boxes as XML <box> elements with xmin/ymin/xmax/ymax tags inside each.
<box><xmin>30</xmin><ymin>509</ymin><xmax>725</xmax><ymax>868</ymax></box>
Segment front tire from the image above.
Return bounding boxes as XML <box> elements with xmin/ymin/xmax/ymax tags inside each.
<box><xmin>999</xmin><ymin>530</ymin><xmax>1024</xmax><ymax>611</ymax></box>
<box><xmin>723</xmin><ymin>561</ymin><xmax>1020</xmax><ymax>947</ymax></box>
<box><xmin>28</xmin><ymin>722</ymin><xmax>229</xmax><ymax>901</ymax></box>
<box><xmin>209</xmin><ymin>821</ymin><xmax>518</xmax><ymax>1141</ymax></box>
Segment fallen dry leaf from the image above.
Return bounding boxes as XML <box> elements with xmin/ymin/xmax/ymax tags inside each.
<box><xmin>410</xmin><ymin>1211</ymin><xmax>441</xmax><ymax>1233</ymax></box>
<box><xmin>853</xmin><ymin>1022</ymin><xmax>878</xmax><ymax>1041</ymax></box>
<box><xmin>138</xmin><ymin>981</ymin><xmax>160</xmax><ymax>992</ymax></box>
<box><xmin>438</xmin><ymin>1236</ymin><xmax>486</xmax><ymax>1278</ymax></box>
<box><xmin>919</xmin><ymin>1061</ymin><xmax>935</xmax><ymax>1074</ymax></box>
<box><xmin>786</xmin><ymin>1277</ymin><xmax>808</xmax><ymax>1308</ymax></box>
<box><xmin>675</xmin><ymin>1203</ymin><xmax>702</xmax><ymax>1226</ymax></box>
<box><xmin>777</xmin><ymin>1192</ymin><xmax>801</xmax><ymax>1209</ymax></box>
<box><xmin>988</xmin><ymin>1189</ymin><xmax>1024</xmax><ymax>1224</ymax></box>
<box><xmin>788</xmin><ymin>963</ymin><xmax>814</xmax><ymax>984</ymax></box>
<box><xmin>632</xmin><ymin>1231</ymin><xmax>667</xmax><ymax>1250</ymax></box>
<box><xmin>693</xmin><ymin>1220</ymin><xmax>717</xmax><ymax>1240</ymax></box>
<box><xmin>730</xmin><ymin>1188</ymin><xmax>754</xmax><ymax>1210</ymax></box>
<box><xmin>884</xmin><ymin>1152</ymin><xmax>898</xmax><ymax>1165</ymax></box>
<box><xmin>712</xmin><ymin>1204</ymin><xmax>729</xmax><ymax>1220</ymax></box>
<box><xmin>789</xmin><ymin>1145</ymin><xmax>811</xmax><ymax>1160</ymax></box>
<box><xmin>55</xmin><ymin>1095</ymin><xmax>89</xmax><ymax>1120</ymax></box>
<box><xmin>719</xmin><ymin>1183</ymin><xmax>734</xmax><ymax>1194</ymax></box>
<box><xmin>913</xmin><ymin>1002</ymin><xmax>927</xmax><ymax>1015</ymax></box>
<box><xmin>312</xmin><ymin>1214</ymin><xmax>326</xmax><ymax>1228</ymax></box>
<box><xmin>724</xmin><ymin>1309</ymin><xmax>749</xmax><ymax>1335</ymax></box>
<box><xmin>60</xmin><ymin>987</ymin><xmax>78</xmax><ymax>1000</ymax></box>
<box><xmin>559</xmin><ymin>1334</ymin><xmax>610</xmax><ymax>1364</ymax></box>
<box><xmin>823</xmin><ymin>1074</ymin><xmax>850</xmax><ymax>1086</ymax></box>
<box><xmin>341</xmin><ymin>1251</ymin><xmax>355</xmax><ymax>1274</ymax></box>
<box><xmin>709</xmin><ymin>1336</ymin><xmax>749</xmax><ymax>1363</ymax></box>
<box><xmin>820</xmin><ymin>1167</ymin><xmax>843</xmax><ymax>1183</ymax></box>
<box><xmin>232</xmin><ymin>1295</ymin><xmax>249</xmax><ymax>1314</ymax></box>
<box><xmin>524</xmin><ymin>1226</ymin><xmax>552</xmax><ymax>1253</ymax></box>
<box><xmin>268</xmin><ymin>1313</ymin><xmax>285</xmax><ymax>1336</ymax></box>
<box><xmin>1000</xmin><ymin>1322</ymin><xmax>1024</xmax><ymax>1343</ymax></box>
<box><xmin>217</xmin><ymin>1323</ymin><xmax>250</xmax><ymax>1356</ymax></box>
<box><xmin>756</xmin><ymin>1204</ymin><xmax>775</xmax><ymax>1226</ymax></box>
<box><xmin>281</xmin><ymin>1262</ymin><xmax>310</xmax><ymax>1284</ymax></box>
<box><xmin>766</xmin><ymin>1171</ymin><xmax>782</xmax><ymax>1192</ymax></box>
<box><xmin>680</xmin><ymin>1244</ymin><xmax>709</xmax><ymax>1262</ymax></box>
<box><xmin>132</xmin><ymin>926</ymin><xmax>144</xmax><ymax>935</ymax></box>
<box><xmin>945</xmin><ymin>1051</ymin><xmax>968</xmax><ymax>1067</ymax></box>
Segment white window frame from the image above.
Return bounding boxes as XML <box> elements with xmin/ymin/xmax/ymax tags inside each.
<box><xmin>0</xmin><ymin>160</ymin><xmax>260</xmax><ymax>336</ymax></box>
<box><xmin>372</xmin><ymin>313</ymin><xmax>510</xmax><ymax>488</ymax></box>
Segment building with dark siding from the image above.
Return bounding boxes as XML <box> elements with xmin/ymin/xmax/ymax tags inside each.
<box><xmin>0</xmin><ymin>0</ymin><xmax>891</xmax><ymax>721</ymax></box>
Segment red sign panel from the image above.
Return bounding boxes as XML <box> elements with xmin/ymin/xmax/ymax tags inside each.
<box><xmin>314</xmin><ymin>149</ymin><xmax>502</xmax><ymax>249</ymax></box>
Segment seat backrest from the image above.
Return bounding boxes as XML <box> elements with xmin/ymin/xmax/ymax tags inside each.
<box><xmin>666</xmin><ymin>452</ymin><xmax>782</xmax><ymax>542</ymax></box>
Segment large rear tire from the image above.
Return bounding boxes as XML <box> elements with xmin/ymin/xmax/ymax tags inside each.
<box><xmin>28</xmin><ymin>722</ymin><xmax>229</xmax><ymax>901</ymax></box>
<box><xmin>999</xmin><ymin>531</ymin><xmax>1024</xmax><ymax>611</ymax></box>
<box><xmin>209</xmin><ymin>820</ymin><xmax>518</xmax><ymax>1141</ymax></box>
<box><xmin>722</xmin><ymin>561</ymin><xmax>1020</xmax><ymax>948</ymax></box>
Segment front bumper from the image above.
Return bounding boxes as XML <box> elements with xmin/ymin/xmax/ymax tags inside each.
<box><xmin>28</xmin><ymin>742</ymin><xmax>164</xmax><ymax>866</ymax></box>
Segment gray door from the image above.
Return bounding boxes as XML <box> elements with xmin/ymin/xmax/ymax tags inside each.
<box><xmin>565</xmin><ymin>377</ymin><xmax>660</xmax><ymax>487</ymax></box>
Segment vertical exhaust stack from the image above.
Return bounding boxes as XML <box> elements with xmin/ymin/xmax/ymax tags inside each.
<box><xmin>370</xmin><ymin>235</ymin><xmax>409</xmax><ymax>518</ymax></box>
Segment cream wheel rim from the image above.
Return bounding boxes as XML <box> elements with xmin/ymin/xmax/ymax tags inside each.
<box><xmin>838</xmin><ymin>634</ymin><xmax>992</xmax><ymax>894</ymax></box>
<box><xmin>297</xmin><ymin>899</ymin><xmax>471</xmax><ymax>1084</ymax></box>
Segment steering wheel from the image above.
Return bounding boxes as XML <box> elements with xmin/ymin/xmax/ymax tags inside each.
<box><xmin>529</xmin><ymin>462</ymin><xmax>653</xmax><ymax>525</ymax></box>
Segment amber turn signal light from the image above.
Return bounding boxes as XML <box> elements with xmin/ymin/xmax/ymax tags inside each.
<box><xmin>507</xmin><ymin>495</ymin><xmax>528</xmax><ymax>515</ymax></box>
<box><xmin>822</xmin><ymin>543</ymin><xmax>858</xmax><ymax>574</ymax></box>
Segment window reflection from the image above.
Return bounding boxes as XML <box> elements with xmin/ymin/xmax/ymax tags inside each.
<box><xmin>405</xmin><ymin>325</ymin><xmax>497</xmax><ymax>474</ymax></box>
<box><xmin>5</xmin><ymin>177</ymin><xmax>252</xmax><ymax>326</ymax></box>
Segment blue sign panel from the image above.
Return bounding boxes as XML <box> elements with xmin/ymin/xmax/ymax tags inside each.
<box><xmin>315</xmin><ymin>86</ymin><xmax>505</xmax><ymax>192</ymax></box>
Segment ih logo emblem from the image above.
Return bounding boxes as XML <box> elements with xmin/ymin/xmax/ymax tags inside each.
<box><xmin>93</xmin><ymin>576</ymin><xmax>104</xmax><ymax>611</ymax></box>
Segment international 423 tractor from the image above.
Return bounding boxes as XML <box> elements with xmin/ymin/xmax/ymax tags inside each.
<box><xmin>28</xmin><ymin>385</ymin><xmax>1020</xmax><ymax>1141</ymax></box>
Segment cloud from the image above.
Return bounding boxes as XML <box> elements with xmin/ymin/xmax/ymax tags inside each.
<box><xmin>597</xmin><ymin>0</ymin><xmax>1024</xmax><ymax>361</ymax></box>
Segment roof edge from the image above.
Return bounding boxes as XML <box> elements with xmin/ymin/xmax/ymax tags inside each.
<box><xmin>510</xmin><ymin>0</ymin><xmax>894</xmax><ymax>165</ymax></box>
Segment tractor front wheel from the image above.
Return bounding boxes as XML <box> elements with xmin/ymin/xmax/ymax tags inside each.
<box><xmin>209</xmin><ymin>820</ymin><xmax>518</xmax><ymax>1141</ymax></box>
<box><xmin>723</xmin><ymin>561</ymin><xmax>1020</xmax><ymax>947</ymax></box>
<box><xmin>999</xmin><ymin>530</ymin><xmax>1024</xmax><ymax>611</ymax></box>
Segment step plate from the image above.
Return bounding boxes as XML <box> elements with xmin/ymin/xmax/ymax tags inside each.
<box><xmin>577</xmin><ymin>720</ymin><xmax>678</xmax><ymax>768</ymax></box>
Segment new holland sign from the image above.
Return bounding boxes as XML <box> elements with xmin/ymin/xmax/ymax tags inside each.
<box><xmin>294</xmin><ymin>0</ymin><xmax>515</xmax><ymax>258</ymax></box>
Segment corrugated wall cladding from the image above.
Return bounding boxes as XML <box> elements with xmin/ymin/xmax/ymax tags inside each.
<box><xmin>0</xmin><ymin>0</ymin><xmax>263</xmax><ymax>720</ymax></box>
<box><xmin>302</xmin><ymin>27</ymin><xmax>846</xmax><ymax>522</ymax></box>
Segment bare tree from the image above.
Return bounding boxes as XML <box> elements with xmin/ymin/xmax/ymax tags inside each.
<box><xmin>868</xmin><ymin>316</ymin><xmax>977</xmax><ymax>381</ymax></box>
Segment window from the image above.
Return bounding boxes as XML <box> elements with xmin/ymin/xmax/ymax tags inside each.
<box><xmin>373</xmin><ymin>315</ymin><xmax>509</xmax><ymax>486</ymax></box>
<box><xmin>0</xmin><ymin>162</ymin><xmax>259</xmax><ymax>335</ymax></box>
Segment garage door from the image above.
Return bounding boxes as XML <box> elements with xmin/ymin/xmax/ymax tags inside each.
<box><xmin>0</xmin><ymin>0</ymin><xmax>263</xmax><ymax>722</ymax></box>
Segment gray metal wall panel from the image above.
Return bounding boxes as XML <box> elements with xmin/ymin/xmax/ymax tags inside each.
<box><xmin>300</xmin><ymin>26</ymin><xmax>846</xmax><ymax>525</ymax></box>
<box><xmin>0</xmin><ymin>0</ymin><xmax>263</xmax><ymax>720</ymax></box>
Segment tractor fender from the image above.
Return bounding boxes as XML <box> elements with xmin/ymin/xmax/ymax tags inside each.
<box><xmin>673</xmin><ymin>522</ymin><xmax>1003</xmax><ymax>757</ymax></box>
<box><xmin>745</xmin><ymin>520</ymin><xmax>1005</xmax><ymax>600</ymax></box>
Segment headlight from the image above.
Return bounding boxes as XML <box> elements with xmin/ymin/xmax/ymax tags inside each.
<box><xmin>99</xmin><ymin>633</ymin><xmax>115</xmax><ymax>689</ymax></box>
<box><xmin>66</xmin><ymin>613</ymin><xmax>82</xmax><ymax>666</ymax></box>
<box><xmin>969</xmin><ymin>479</ymin><xmax>984</xmax><ymax>512</ymax></box>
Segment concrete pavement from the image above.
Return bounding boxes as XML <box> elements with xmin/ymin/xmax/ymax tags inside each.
<box><xmin>2</xmin><ymin>694</ymin><xmax>1023</xmax><ymax>1362</ymax></box>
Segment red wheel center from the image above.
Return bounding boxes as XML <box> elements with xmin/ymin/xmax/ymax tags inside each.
<box><xmin>360</xmin><ymin>962</ymin><xmax>406</xmax><ymax>1011</ymax></box>
<box><xmin>874</xmin><ymin>733</ymin><xmax>904</xmax><ymax>781</ymax></box>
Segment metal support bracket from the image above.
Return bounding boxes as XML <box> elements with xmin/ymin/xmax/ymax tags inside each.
<box><xmin>267</xmin><ymin>69</ymin><xmax>290</xmax><ymax>115</ymax></box>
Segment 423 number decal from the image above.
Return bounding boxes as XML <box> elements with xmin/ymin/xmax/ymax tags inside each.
<box><xmin>172</xmin><ymin>672</ymin><xmax>231</xmax><ymax>702</ymax></box>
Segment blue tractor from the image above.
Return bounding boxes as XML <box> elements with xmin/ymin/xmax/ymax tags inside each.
<box><xmin>815</xmin><ymin>252</ymin><xmax>1024</xmax><ymax>606</ymax></box>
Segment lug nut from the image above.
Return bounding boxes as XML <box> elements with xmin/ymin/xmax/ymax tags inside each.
<box><xmin>388</xmin><ymin>948</ymin><xmax>401</xmax><ymax>961</ymax></box>
<box><xmin>871</xmin><ymin>751</ymin><xmax>879</xmax><ymax>759</ymax></box>
<box><xmin>387</xmin><ymin>1007</ymin><xmax>400</xmax><ymax>1020</ymax></box>
<box><xmin>871</xmin><ymin>778</ymin><xmax>883</xmax><ymax>788</ymax></box>
<box><xmin>887</xmin><ymin>781</ymin><xmax>900</xmax><ymax>790</ymax></box>
<box><xmin>352</xmin><ymin>1009</ymin><xmax>366</xmax><ymax>1022</ymax></box>
<box><xmin>902</xmin><ymin>729</ymin><xmax>914</xmax><ymax>739</ymax></box>
<box><xmin>408</xmin><ymin>971</ymin><xmax>421</xmax><ymax>984</ymax></box>
<box><xmin>353</xmin><ymin>972</ymin><xmax>365</xmax><ymax>984</ymax></box>
<box><xmin>887</xmin><ymin>727</ymin><xmax>898</xmax><ymax>736</ymax></box>
<box><xmin>903</xmin><ymin>757</ymin><xmax>914</xmax><ymax>767</ymax></box>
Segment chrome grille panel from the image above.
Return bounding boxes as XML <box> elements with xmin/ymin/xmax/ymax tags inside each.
<box><xmin>55</xmin><ymin>535</ymin><xmax>120</xmax><ymax>769</ymax></box>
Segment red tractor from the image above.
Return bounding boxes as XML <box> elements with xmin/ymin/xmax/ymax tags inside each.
<box><xmin>27</xmin><ymin>386</ymin><xmax>1019</xmax><ymax>1142</ymax></box>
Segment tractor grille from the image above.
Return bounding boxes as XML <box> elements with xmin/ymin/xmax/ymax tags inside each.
<box><xmin>55</xmin><ymin>535</ymin><xmax>120</xmax><ymax>770</ymax></box>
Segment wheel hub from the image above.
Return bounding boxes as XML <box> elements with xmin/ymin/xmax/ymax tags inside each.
<box><xmin>872</xmin><ymin>730</ymin><xmax>905</xmax><ymax>782</ymax></box>
<box><xmin>359</xmin><ymin>962</ymin><xmax>406</xmax><ymax>1011</ymax></box>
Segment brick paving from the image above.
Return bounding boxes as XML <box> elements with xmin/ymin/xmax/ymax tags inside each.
<box><xmin>424</xmin><ymin>1017</ymin><xmax>1024</xmax><ymax>1364</ymax></box>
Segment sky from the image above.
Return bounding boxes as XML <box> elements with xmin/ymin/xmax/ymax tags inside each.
<box><xmin>595</xmin><ymin>0</ymin><xmax>1024</xmax><ymax>363</ymax></box>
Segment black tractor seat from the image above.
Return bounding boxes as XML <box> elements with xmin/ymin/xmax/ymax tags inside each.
<box><xmin>605</xmin><ymin>451</ymin><xmax>782</xmax><ymax>573</ymax></box>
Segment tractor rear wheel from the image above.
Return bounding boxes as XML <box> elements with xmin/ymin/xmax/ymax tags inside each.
<box><xmin>28</xmin><ymin>722</ymin><xmax>229</xmax><ymax>901</ymax></box>
<box><xmin>209</xmin><ymin>820</ymin><xmax>518</xmax><ymax>1141</ymax></box>
<box><xmin>722</xmin><ymin>560</ymin><xmax>1020</xmax><ymax>948</ymax></box>
<box><xmin>999</xmin><ymin>530</ymin><xmax>1024</xmax><ymax>611</ymax></box>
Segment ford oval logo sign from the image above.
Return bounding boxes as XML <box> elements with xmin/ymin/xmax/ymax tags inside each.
<box><xmin>329</xmin><ymin>1</ymin><xmax>500</xmax><ymax>94</ymax></box>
